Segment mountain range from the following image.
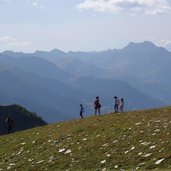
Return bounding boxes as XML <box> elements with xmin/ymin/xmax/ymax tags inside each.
<box><xmin>0</xmin><ymin>41</ymin><xmax>170</xmax><ymax>122</ymax></box>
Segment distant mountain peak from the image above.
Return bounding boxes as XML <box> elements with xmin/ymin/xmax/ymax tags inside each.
<box><xmin>34</xmin><ymin>49</ymin><xmax>66</xmax><ymax>58</ymax></box>
<box><xmin>2</xmin><ymin>50</ymin><xmax>24</xmax><ymax>55</ymax></box>
<box><xmin>125</xmin><ymin>41</ymin><xmax>157</xmax><ymax>50</ymax></box>
<box><xmin>50</xmin><ymin>49</ymin><xmax>65</xmax><ymax>54</ymax></box>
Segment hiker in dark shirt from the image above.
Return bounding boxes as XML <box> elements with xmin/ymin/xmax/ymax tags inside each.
<box><xmin>5</xmin><ymin>114</ymin><xmax>14</xmax><ymax>134</ymax></box>
<box><xmin>80</xmin><ymin>104</ymin><xmax>84</xmax><ymax>119</ymax></box>
<box><xmin>94</xmin><ymin>96</ymin><xmax>101</xmax><ymax>115</ymax></box>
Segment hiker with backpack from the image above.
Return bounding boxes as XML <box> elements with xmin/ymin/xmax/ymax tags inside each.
<box><xmin>120</xmin><ymin>98</ymin><xmax>124</xmax><ymax>112</ymax></box>
<box><xmin>80</xmin><ymin>104</ymin><xmax>84</xmax><ymax>119</ymax></box>
<box><xmin>114</xmin><ymin>96</ymin><xmax>119</xmax><ymax>113</ymax></box>
<box><xmin>94</xmin><ymin>96</ymin><xmax>101</xmax><ymax>115</ymax></box>
<box><xmin>5</xmin><ymin>114</ymin><xmax>14</xmax><ymax>134</ymax></box>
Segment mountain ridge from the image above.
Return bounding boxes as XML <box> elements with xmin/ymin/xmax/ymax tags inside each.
<box><xmin>0</xmin><ymin>104</ymin><xmax>46</xmax><ymax>135</ymax></box>
<box><xmin>0</xmin><ymin>41</ymin><xmax>170</xmax><ymax>122</ymax></box>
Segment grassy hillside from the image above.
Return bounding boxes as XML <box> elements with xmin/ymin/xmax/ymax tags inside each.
<box><xmin>0</xmin><ymin>107</ymin><xmax>171</xmax><ymax>171</ymax></box>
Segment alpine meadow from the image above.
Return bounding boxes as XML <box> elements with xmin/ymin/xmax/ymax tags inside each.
<box><xmin>0</xmin><ymin>0</ymin><xmax>171</xmax><ymax>170</ymax></box>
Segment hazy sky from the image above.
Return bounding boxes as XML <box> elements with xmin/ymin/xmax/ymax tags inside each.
<box><xmin>0</xmin><ymin>0</ymin><xmax>171</xmax><ymax>52</ymax></box>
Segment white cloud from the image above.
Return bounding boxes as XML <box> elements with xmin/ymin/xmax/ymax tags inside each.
<box><xmin>32</xmin><ymin>1</ymin><xmax>44</xmax><ymax>9</ymax></box>
<box><xmin>0</xmin><ymin>0</ymin><xmax>44</xmax><ymax>8</ymax></box>
<box><xmin>157</xmin><ymin>39</ymin><xmax>171</xmax><ymax>47</ymax></box>
<box><xmin>0</xmin><ymin>36</ymin><xmax>30</xmax><ymax>47</ymax></box>
<box><xmin>0</xmin><ymin>36</ymin><xmax>14</xmax><ymax>42</ymax></box>
<box><xmin>77</xmin><ymin>0</ymin><xmax>171</xmax><ymax>15</ymax></box>
<box><xmin>156</xmin><ymin>39</ymin><xmax>171</xmax><ymax>51</ymax></box>
<box><xmin>32</xmin><ymin>1</ymin><xmax>38</xmax><ymax>7</ymax></box>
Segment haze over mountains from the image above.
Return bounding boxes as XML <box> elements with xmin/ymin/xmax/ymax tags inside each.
<box><xmin>0</xmin><ymin>41</ymin><xmax>170</xmax><ymax>122</ymax></box>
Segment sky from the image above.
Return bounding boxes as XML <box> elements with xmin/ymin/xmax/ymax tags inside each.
<box><xmin>0</xmin><ymin>0</ymin><xmax>171</xmax><ymax>52</ymax></box>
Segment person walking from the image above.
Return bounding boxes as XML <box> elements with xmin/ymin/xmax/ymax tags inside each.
<box><xmin>80</xmin><ymin>104</ymin><xmax>84</xmax><ymax>119</ymax></box>
<box><xmin>5</xmin><ymin>114</ymin><xmax>14</xmax><ymax>134</ymax></box>
<box><xmin>114</xmin><ymin>96</ymin><xmax>119</xmax><ymax>113</ymax></box>
<box><xmin>120</xmin><ymin>98</ymin><xmax>124</xmax><ymax>112</ymax></box>
<box><xmin>94</xmin><ymin>96</ymin><xmax>101</xmax><ymax>115</ymax></box>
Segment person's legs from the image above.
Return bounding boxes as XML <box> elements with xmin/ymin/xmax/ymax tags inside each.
<box><xmin>114</xmin><ymin>105</ymin><xmax>117</xmax><ymax>112</ymax></box>
<box><xmin>95</xmin><ymin>108</ymin><xmax>97</xmax><ymax>115</ymax></box>
<box><xmin>8</xmin><ymin>125</ymin><xmax>11</xmax><ymax>134</ymax></box>
<box><xmin>116</xmin><ymin>105</ymin><xmax>118</xmax><ymax>112</ymax></box>
<box><xmin>120</xmin><ymin>105</ymin><xmax>123</xmax><ymax>112</ymax></box>
<box><xmin>7</xmin><ymin>126</ymin><xmax>10</xmax><ymax>134</ymax></box>
<box><xmin>98</xmin><ymin>107</ymin><xmax>100</xmax><ymax>115</ymax></box>
<box><xmin>80</xmin><ymin>111</ymin><xmax>83</xmax><ymax>118</ymax></box>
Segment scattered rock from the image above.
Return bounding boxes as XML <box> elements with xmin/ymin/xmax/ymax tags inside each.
<box><xmin>155</xmin><ymin>158</ymin><xmax>165</xmax><ymax>165</ymax></box>
<box><xmin>102</xmin><ymin>143</ymin><xmax>108</xmax><ymax>147</ymax></box>
<box><xmin>59</xmin><ymin>148</ymin><xmax>66</xmax><ymax>153</ymax></box>
<box><xmin>150</xmin><ymin>145</ymin><xmax>156</xmax><ymax>149</ymax></box>
<box><xmin>112</xmin><ymin>140</ymin><xmax>118</xmax><ymax>144</ymax></box>
<box><xmin>100</xmin><ymin>160</ymin><xmax>106</xmax><ymax>164</ymax></box>
<box><xmin>135</xmin><ymin>122</ymin><xmax>141</xmax><ymax>126</ymax></box>
<box><xmin>140</xmin><ymin>142</ymin><xmax>151</xmax><ymax>146</ymax></box>
<box><xmin>28</xmin><ymin>159</ymin><xmax>34</xmax><ymax>162</ymax></box>
<box><xmin>125</xmin><ymin>150</ymin><xmax>129</xmax><ymax>154</ymax></box>
<box><xmin>48</xmin><ymin>156</ymin><xmax>56</xmax><ymax>163</ymax></box>
<box><xmin>36</xmin><ymin>160</ymin><xmax>44</xmax><ymax>164</ymax></box>
<box><xmin>154</xmin><ymin>129</ymin><xmax>160</xmax><ymax>133</ymax></box>
<box><xmin>138</xmin><ymin>152</ymin><xmax>143</xmax><ymax>156</ymax></box>
<box><xmin>65</xmin><ymin>149</ymin><xmax>72</xmax><ymax>154</ymax></box>
<box><xmin>9</xmin><ymin>163</ymin><xmax>15</xmax><ymax>166</ymax></box>
<box><xmin>144</xmin><ymin>153</ymin><xmax>152</xmax><ymax>157</ymax></box>
<box><xmin>20</xmin><ymin>142</ymin><xmax>26</xmax><ymax>145</ymax></box>
<box><xmin>130</xmin><ymin>146</ymin><xmax>135</xmax><ymax>150</ymax></box>
<box><xmin>139</xmin><ymin>162</ymin><xmax>145</xmax><ymax>166</ymax></box>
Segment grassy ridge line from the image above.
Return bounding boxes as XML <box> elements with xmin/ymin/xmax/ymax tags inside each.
<box><xmin>0</xmin><ymin>107</ymin><xmax>171</xmax><ymax>171</ymax></box>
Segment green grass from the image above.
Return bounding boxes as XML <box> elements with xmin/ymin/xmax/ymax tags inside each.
<box><xmin>0</xmin><ymin>107</ymin><xmax>171</xmax><ymax>171</ymax></box>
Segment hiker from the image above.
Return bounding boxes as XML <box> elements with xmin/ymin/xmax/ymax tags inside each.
<box><xmin>120</xmin><ymin>98</ymin><xmax>124</xmax><ymax>112</ymax></box>
<box><xmin>80</xmin><ymin>104</ymin><xmax>84</xmax><ymax>119</ymax></box>
<box><xmin>114</xmin><ymin>96</ymin><xmax>119</xmax><ymax>113</ymax></box>
<box><xmin>5</xmin><ymin>114</ymin><xmax>14</xmax><ymax>134</ymax></box>
<box><xmin>94</xmin><ymin>96</ymin><xmax>101</xmax><ymax>115</ymax></box>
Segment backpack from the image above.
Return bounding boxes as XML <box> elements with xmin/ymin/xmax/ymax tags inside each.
<box><xmin>94</xmin><ymin>99</ymin><xmax>100</xmax><ymax>108</ymax></box>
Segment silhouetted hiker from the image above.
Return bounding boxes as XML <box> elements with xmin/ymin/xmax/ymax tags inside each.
<box><xmin>94</xmin><ymin>96</ymin><xmax>101</xmax><ymax>115</ymax></box>
<box><xmin>114</xmin><ymin>96</ymin><xmax>119</xmax><ymax>113</ymax></box>
<box><xmin>120</xmin><ymin>98</ymin><xmax>124</xmax><ymax>112</ymax></box>
<box><xmin>80</xmin><ymin>104</ymin><xmax>84</xmax><ymax>119</ymax></box>
<box><xmin>5</xmin><ymin>114</ymin><xmax>14</xmax><ymax>134</ymax></box>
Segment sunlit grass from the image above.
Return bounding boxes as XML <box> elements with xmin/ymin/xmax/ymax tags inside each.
<box><xmin>0</xmin><ymin>107</ymin><xmax>171</xmax><ymax>170</ymax></box>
